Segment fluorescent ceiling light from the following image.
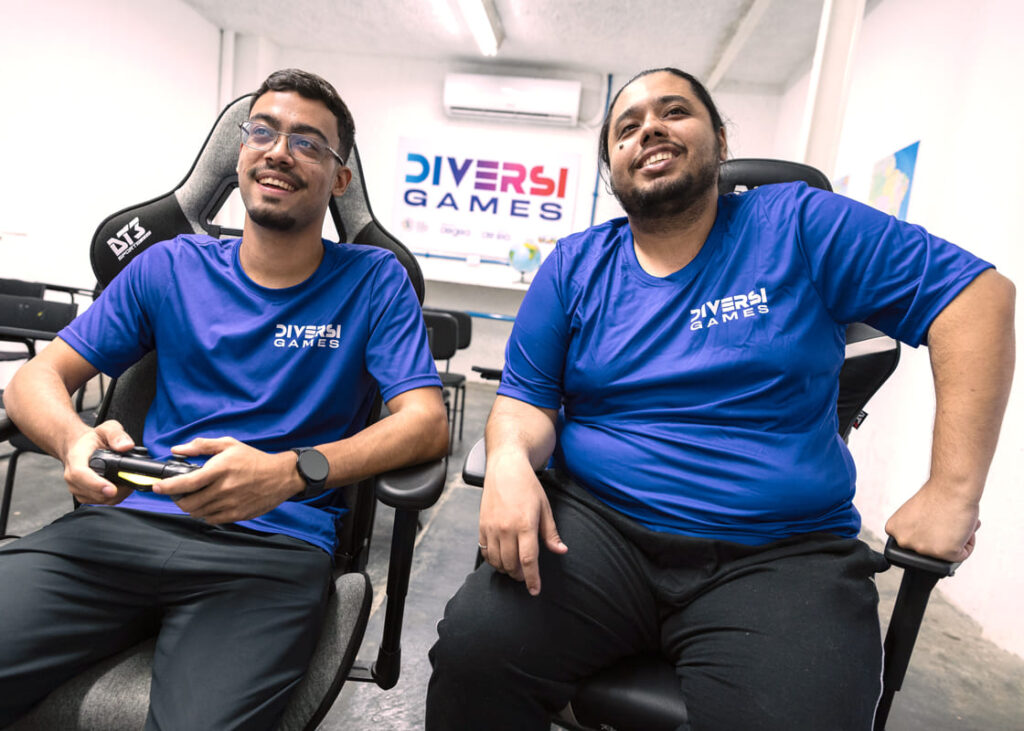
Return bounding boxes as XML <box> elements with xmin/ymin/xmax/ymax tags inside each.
<box><xmin>456</xmin><ymin>0</ymin><xmax>504</xmax><ymax>57</ymax></box>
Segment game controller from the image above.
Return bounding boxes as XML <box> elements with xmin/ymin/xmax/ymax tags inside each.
<box><xmin>89</xmin><ymin>446</ymin><xmax>198</xmax><ymax>491</ymax></box>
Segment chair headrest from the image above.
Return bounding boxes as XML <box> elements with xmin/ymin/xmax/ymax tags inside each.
<box><xmin>91</xmin><ymin>95</ymin><xmax>251</xmax><ymax>288</ymax></box>
<box><xmin>719</xmin><ymin>159</ymin><xmax>832</xmax><ymax>194</ymax></box>
<box><xmin>89</xmin><ymin>94</ymin><xmax>424</xmax><ymax>303</ymax></box>
<box><xmin>335</xmin><ymin>146</ymin><xmax>425</xmax><ymax>302</ymax></box>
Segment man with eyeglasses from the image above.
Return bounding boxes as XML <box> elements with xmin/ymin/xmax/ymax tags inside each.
<box><xmin>0</xmin><ymin>68</ymin><xmax>447</xmax><ymax>729</ymax></box>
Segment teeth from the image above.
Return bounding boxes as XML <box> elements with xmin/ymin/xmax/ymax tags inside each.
<box><xmin>641</xmin><ymin>152</ymin><xmax>674</xmax><ymax>168</ymax></box>
<box><xmin>258</xmin><ymin>177</ymin><xmax>295</xmax><ymax>191</ymax></box>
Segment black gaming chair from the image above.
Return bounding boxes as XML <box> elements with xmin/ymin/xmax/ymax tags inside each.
<box><xmin>5</xmin><ymin>93</ymin><xmax>446</xmax><ymax>730</ymax></box>
<box><xmin>461</xmin><ymin>159</ymin><xmax>957</xmax><ymax>731</ymax></box>
<box><xmin>424</xmin><ymin>308</ymin><xmax>471</xmax><ymax>443</ymax></box>
<box><xmin>422</xmin><ymin>309</ymin><xmax>462</xmax><ymax>452</ymax></box>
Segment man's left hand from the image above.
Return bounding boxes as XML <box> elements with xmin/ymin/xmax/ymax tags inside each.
<box><xmin>885</xmin><ymin>480</ymin><xmax>981</xmax><ymax>563</ymax></box>
<box><xmin>153</xmin><ymin>437</ymin><xmax>302</xmax><ymax>524</ymax></box>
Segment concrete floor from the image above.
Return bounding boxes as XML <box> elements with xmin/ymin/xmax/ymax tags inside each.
<box><xmin>2</xmin><ymin>380</ymin><xmax>1023</xmax><ymax>730</ymax></box>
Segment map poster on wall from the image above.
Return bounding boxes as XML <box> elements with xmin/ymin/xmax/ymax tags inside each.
<box><xmin>868</xmin><ymin>141</ymin><xmax>919</xmax><ymax>221</ymax></box>
<box><xmin>392</xmin><ymin>137</ymin><xmax>580</xmax><ymax>269</ymax></box>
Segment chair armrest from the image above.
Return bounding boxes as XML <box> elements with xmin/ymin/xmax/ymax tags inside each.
<box><xmin>374</xmin><ymin>457</ymin><xmax>447</xmax><ymax>510</ymax></box>
<box><xmin>884</xmin><ymin>536</ymin><xmax>959</xmax><ymax>576</ymax></box>
<box><xmin>471</xmin><ymin>365</ymin><xmax>502</xmax><ymax>381</ymax></box>
<box><xmin>875</xmin><ymin>538</ymin><xmax>957</xmax><ymax>728</ymax></box>
<box><xmin>0</xmin><ymin>325</ymin><xmax>63</xmax><ymax>342</ymax></box>
<box><xmin>350</xmin><ymin>456</ymin><xmax>447</xmax><ymax>690</ymax></box>
<box><xmin>462</xmin><ymin>438</ymin><xmax>486</xmax><ymax>487</ymax></box>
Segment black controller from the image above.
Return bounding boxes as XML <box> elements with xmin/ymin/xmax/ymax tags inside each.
<box><xmin>89</xmin><ymin>446</ymin><xmax>198</xmax><ymax>491</ymax></box>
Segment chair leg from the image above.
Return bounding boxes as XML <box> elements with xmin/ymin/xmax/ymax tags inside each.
<box><xmin>448</xmin><ymin>388</ymin><xmax>456</xmax><ymax>453</ymax></box>
<box><xmin>449</xmin><ymin>385</ymin><xmax>459</xmax><ymax>446</ymax></box>
<box><xmin>1</xmin><ymin>448</ymin><xmax>23</xmax><ymax>538</ymax></box>
<box><xmin>444</xmin><ymin>388</ymin><xmax>454</xmax><ymax>455</ymax></box>
<box><xmin>457</xmin><ymin>383</ymin><xmax>466</xmax><ymax>440</ymax></box>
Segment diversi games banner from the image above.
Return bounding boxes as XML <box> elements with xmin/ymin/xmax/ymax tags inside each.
<box><xmin>393</xmin><ymin>137</ymin><xmax>581</xmax><ymax>268</ymax></box>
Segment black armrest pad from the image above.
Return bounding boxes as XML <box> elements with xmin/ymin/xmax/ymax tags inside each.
<box><xmin>884</xmin><ymin>537</ymin><xmax>958</xmax><ymax>576</ymax></box>
<box><xmin>471</xmin><ymin>365</ymin><xmax>502</xmax><ymax>381</ymax></box>
<box><xmin>462</xmin><ymin>438</ymin><xmax>486</xmax><ymax>487</ymax></box>
<box><xmin>375</xmin><ymin>457</ymin><xmax>447</xmax><ymax>510</ymax></box>
<box><xmin>0</xmin><ymin>325</ymin><xmax>61</xmax><ymax>342</ymax></box>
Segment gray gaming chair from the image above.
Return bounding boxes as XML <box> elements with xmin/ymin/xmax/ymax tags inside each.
<box><xmin>461</xmin><ymin>159</ymin><xmax>957</xmax><ymax>731</ymax></box>
<box><xmin>5</xmin><ymin>94</ymin><xmax>445</xmax><ymax>730</ymax></box>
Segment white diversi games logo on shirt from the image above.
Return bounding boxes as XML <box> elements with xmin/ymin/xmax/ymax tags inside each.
<box><xmin>689</xmin><ymin>288</ymin><xmax>770</xmax><ymax>330</ymax></box>
<box><xmin>274</xmin><ymin>324</ymin><xmax>341</xmax><ymax>349</ymax></box>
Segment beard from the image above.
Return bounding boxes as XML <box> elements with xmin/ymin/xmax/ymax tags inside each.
<box><xmin>247</xmin><ymin>205</ymin><xmax>297</xmax><ymax>232</ymax></box>
<box><xmin>240</xmin><ymin>166</ymin><xmax>305</xmax><ymax>232</ymax></box>
<box><xmin>611</xmin><ymin>150</ymin><xmax>719</xmax><ymax>223</ymax></box>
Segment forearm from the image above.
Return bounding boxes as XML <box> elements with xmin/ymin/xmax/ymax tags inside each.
<box><xmin>925</xmin><ymin>269</ymin><xmax>1015</xmax><ymax>500</ymax></box>
<box><xmin>317</xmin><ymin>386</ymin><xmax>449</xmax><ymax>489</ymax></box>
<box><xmin>484</xmin><ymin>395</ymin><xmax>558</xmax><ymax>475</ymax></box>
<box><xmin>4</xmin><ymin>341</ymin><xmax>98</xmax><ymax>461</ymax></box>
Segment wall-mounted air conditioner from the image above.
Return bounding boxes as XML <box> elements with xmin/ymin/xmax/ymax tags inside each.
<box><xmin>443</xmin><ymin>73</ymin><xmax>582</xmax><ymax>126</ymax></box>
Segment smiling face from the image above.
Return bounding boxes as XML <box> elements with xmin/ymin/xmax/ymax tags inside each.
<box><xmin>606</xmin><ymin>71</ymin><xmax>727</xmax><ymax>221</ymax></box>
<box><xmin>237</xmin><ymin>90</ymin><xmax>351</xmax><ymax>234</ymax></box>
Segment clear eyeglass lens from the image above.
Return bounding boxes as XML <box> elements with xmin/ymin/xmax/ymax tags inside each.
<box><xmin>287</xmin><ymin>134</ymin><xmax>326</xmax><ymax>162</ymax></box>
<box><xmin>241</xmin><ymin>123</ymin><xmax>327</xmax><ymax>163</ymax></box>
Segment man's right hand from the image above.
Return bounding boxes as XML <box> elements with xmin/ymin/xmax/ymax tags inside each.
<box><xmin>478</xmin><ymin>452</ymin><xmax>567</xmax><ymax>596</ymax></box>
<box><xmin>62</xmin><ymin>420</ymin><xmax>137</xmax><ymax>505</ymax></box>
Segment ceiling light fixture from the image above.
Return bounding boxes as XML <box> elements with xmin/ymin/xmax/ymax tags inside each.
<box><xmin>455</xmin><ymin>0</ymin><xmax>504</xmax><ymax>57</ymax></box>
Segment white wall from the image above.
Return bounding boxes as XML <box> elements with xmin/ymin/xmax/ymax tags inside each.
<box><xmin>0</xmin><ymin>0</ymin><xmax>222</xmax><ymax>290</ymax></box>
<box><xmin>777</xmin><ymin>0</ymin><xmax>1024</xmax><ymax>658</ymax></box>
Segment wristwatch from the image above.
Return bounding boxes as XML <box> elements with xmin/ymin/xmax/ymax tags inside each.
<box><xmin>293</xmin><ymin>447</ymin><xmax>330</xmax><ymax>499</ymax></box>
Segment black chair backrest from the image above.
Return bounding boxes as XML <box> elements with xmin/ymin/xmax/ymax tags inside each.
<box><xmin>424</xmin><ymin>308</ymin><xmax>471</xmax><ymax>350</ymax></box>
<box><xmin>0</xmin><ymin>278</ymin><xmax>47</xmax><ymax>299</ymax></box>
<box><xmin>719</xmin><ymin>158</ymin><xmax>832</xmax><ymax>193</ymax></box>
<box><xmin>450</xmin><ymin>310</ymin><xmax>472</xmax><ymax>350</ymax></box>
<box><xmin>0</xmin><ymin>295</ymin><xmax>79</xmax><ymax>338</ymax></box>
<box><xmin>718</xmin><ymin>159</ymin><xmax>899</xmax><ymax>442</ymax></box>
<box><xmin>98</xmin><ymin>351</ymin><xmax>157</xmax><ymax>444</ymax></box>
<box><xmin>423</xmin><ymin>310</ymin><xmax>459</xmax><ymax>362</ymax></box>
<box><xmin>88</xmin><ymin>94</ymin><xmax>424</xmax><ymax>571</ymax></box>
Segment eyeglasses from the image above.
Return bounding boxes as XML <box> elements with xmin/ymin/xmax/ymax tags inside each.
<box><xmin>239</xmin><ymin>121</ymin><xmax>345</xmax><ymax>165</ymax></box>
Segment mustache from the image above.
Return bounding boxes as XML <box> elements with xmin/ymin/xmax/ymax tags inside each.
<box><xmin>633</xmin><ymin>142</ymin><xmax>685</xmax><ymax>171</ymax></box>
<box><xmin>248</xmin><ymin>166</ymin><xmax>303</xmax><ymax>189</ymax></box>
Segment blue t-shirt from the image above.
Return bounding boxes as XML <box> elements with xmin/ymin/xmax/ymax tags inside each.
<box><xmin>60</xmin><ymin>235</ymin><xmax>441</xmax><ymax>554</ymax></box>
<box><xmin>499</xmin><ymin>182</ymin><xmax>992</xmax><ymax>545</ymax></box>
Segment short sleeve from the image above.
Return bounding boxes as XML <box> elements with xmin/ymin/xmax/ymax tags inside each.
<box><xmin>58</xmin><ymin>246</ymin><xmax>164</xmax><ymax>376</ymax></box>
<box><xmin>787</xmin><ymin>185</ymin><xmax>993</xmax><ymax>345</ymax></box>
<box><xmin>497</xmin><ymin>248</ymin><xmax>571</xmax><ymax>409</ymax></box>
<box><xmin>364</xmin><ymin>255</ymin><xmax>442</xmax><ymax>402</ymax></box>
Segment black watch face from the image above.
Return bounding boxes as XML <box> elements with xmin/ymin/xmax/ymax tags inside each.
<box><xmin>297</xmin><ymin>449</ymin><xmax>330</xmax><ymax>483</ymax></box>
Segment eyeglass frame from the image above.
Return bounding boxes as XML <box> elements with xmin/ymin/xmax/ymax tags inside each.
<box><xmin>238</xmin><ymin>121</ymin><xmax>346</xmax><ymax>166</ymax></box>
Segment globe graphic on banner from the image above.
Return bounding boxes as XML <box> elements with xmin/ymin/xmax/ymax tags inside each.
<box><xmin>508</xmin><ymin>240</ymin><xmax>542</xmax><ymax>282</ymax></box>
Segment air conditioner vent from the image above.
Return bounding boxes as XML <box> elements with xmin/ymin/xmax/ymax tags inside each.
<box><xmin>443</xmin><ymin>73</ymin><xmax>582</xmax><ymax>126</ymax></box>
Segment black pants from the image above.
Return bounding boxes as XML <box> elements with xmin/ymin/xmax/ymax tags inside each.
<box><xmin>427</xmin><ymin>471</ymin><xmax>889</xmax><ymax>730</ymax></box>
<box><xmin>0</xmin><ymin>506</ymin><xmax>332</xmax><ymax>730</ymax></box>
